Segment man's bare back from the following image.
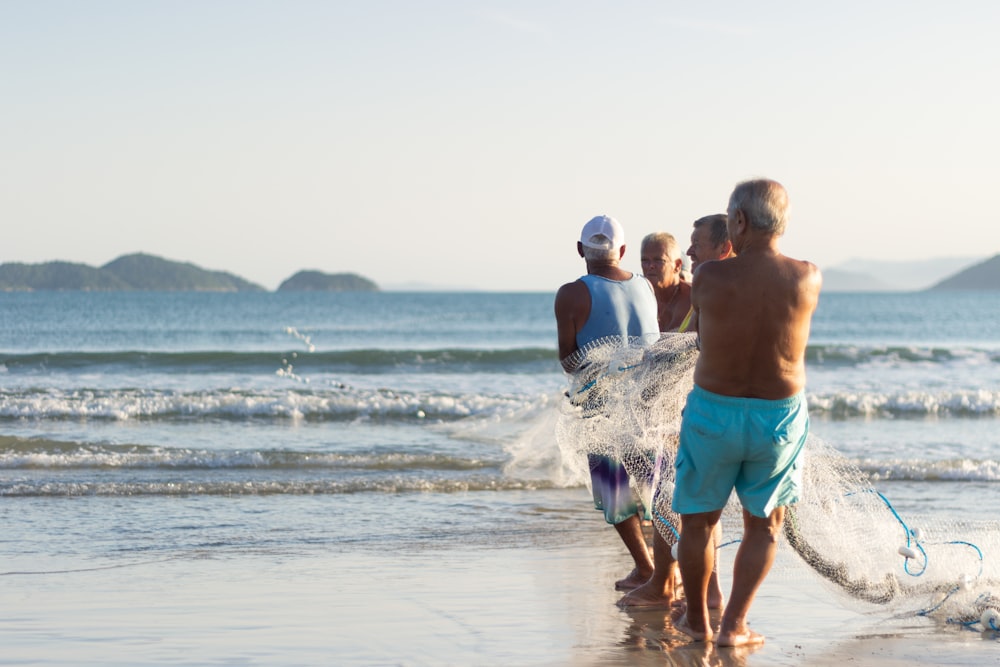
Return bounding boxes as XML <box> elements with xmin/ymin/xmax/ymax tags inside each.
<box><xmin>692</xmin><ymin>248</ymin><xmax>820</xmax><ymax>400</ymax></box>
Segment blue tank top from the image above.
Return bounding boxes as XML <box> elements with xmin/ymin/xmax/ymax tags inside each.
<box><xmin>575</xmin><ymin>274</ymin><xmax>659</xmax><ymax>348</ymax></box>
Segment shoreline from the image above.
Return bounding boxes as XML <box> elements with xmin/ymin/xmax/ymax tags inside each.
<box><xmin>2</xmin><ymin>501</ymin><xmax>997</xmax><ymax>666</ymax></box>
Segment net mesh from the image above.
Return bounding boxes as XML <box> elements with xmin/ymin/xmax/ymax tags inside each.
<box><xmin>555</xmin><ymin>334</ymin><xmax>1000</xmax><ymax>628</ymax></box>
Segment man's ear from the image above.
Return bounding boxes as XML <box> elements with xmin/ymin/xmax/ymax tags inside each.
<box><xmin>577</xmin><ymin>242</ymin><xmax>585</xmax><ymax>258</ymax></box>
<box><xmin>673</xmin><ymin>258</ymin><xmax>683</xmax><ymax>273</ymax></box>
<box><xmin>618</xmin><ymin>245</ymin><xmax>626</xmax><ymax>260</ymax></box>
<box><xmin>733</xmin><ymin>209</ymin><xmax>748</xmax><ymax>234</ymax></box>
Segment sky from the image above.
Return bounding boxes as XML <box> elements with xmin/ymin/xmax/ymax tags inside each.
<box><xmin>2</xmin><ymin>1</ymin><xmax>998</xmax><ymax>291</ymax></box>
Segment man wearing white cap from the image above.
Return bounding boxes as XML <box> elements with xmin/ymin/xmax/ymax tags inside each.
<box><xmin>555</xmin><ymin>215</ymin><xmax>660</xmax><ymax>591</ymax></box>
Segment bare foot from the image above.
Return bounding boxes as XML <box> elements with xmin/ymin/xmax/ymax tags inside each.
<box><xmin>616</xmin><ymin>580</ymin><xmax>674</xmax><ymax>610</ymax></box>
<box><xmin>669</xmin><ymin>604</ymin><xmax>713</xmax><ymax>642</ymax></box>
<box><xmin>614</xmin><ymin>568</ymin><xmax>651</xmax><ymax>592</ymax></box>
<box><xmin>717</xmin><ymin>627</ymin><xmax>764</xmax><ymax>647</ymax></box>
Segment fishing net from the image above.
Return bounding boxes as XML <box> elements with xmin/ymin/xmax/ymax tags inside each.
<box><xmin>555</xmin><ymin>333</ymin><xmax>698</xmax><ymax>530</ymax></box>
<box><xmin>555</xmin><ymin>334</ymin><xmax>1000</xmax><ymax>631</ymax></box>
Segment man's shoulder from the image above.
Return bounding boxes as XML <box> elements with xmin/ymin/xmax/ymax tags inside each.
<box><xmin>555</xmin><ymin>278</ymin><xmax>590</xmax><ymax>307</ymax></box>
<box><xmin>801</xmin><ymin>261</ymin><xmax>823</xmax><ymax>297</ymax></box>
<box><xmin>692</xmin><ymin>258</ymin><xmax>735</xmax><ymax>282</ymax></box>
<box><xmin>729</xmin><ymin>252</ymin><xmax>819</xmax><ymax>277</ymax></box>
<box><xmin>765</xmin><ymin>256</ymin><xmax>822</xmax><ymax>304</ymax></box>
<box><xmin>784</xmin><ymin>257</ymin><xmax>822</xmax><ymax>289</ymax></box>
<box><xmin>556</xmin><ymin>276</ymin><xmax>587</xmax><ymax>293</ymax></box>
<box><xmin>784</xmin><ymin>255</ymin><xmax>819</xmax><ymax>271</ymax></box>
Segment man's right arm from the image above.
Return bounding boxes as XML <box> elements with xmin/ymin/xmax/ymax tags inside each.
<box><xmin>554</xmin><ymin>281</ymin><xmax>588</xmax><ymax>373</ymax></box>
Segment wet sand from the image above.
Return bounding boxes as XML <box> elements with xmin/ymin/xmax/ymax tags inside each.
<box><xmin>2</xmin><ymin>520</ymin><xmax>998</xmax><ymax>666</ymax></box>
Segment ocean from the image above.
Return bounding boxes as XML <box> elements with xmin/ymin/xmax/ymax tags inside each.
<box><xmin>1</xmin><ymin>290</ymin><xmax>998</xmax><ymax>665</ymax></box>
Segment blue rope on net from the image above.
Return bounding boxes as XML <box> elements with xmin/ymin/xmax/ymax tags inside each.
<box><xmin>653</xmin><ymin>510</ymin><xmax>680</xmax><ymax>542</ymax></box>
<box><xmin>574</xmin><ymin>363</ymin><xmax>642</xmax><ymax>395</ymax></box>
<box><xmin>858</xmin><ymin>491</ymin><xmax>990</xmax><ymax>625</ymax></box>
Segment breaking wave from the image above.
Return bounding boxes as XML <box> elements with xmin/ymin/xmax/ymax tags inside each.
<box><xmin>0</xmin><ymin>387</ymin><xmax>547</xmax><ymax>422</ymax></box>
<box><xmin>808</xmin><ymin>389</ymin><xmax>1000</xmax><ymax>416</ymax></box>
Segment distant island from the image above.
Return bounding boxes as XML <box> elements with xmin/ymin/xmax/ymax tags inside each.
<box><xmin>928</xmin><ymin>254</ymin><xmax>1000</xmax><ymax>290</ymax></box>
<box><xmin>278</xmin><ymin>270</ymin><xmax>378</xmax><ymax>292</ymax></box>
<box><xmin>0</xmin><ymin>253</ymin><xmax>379</xmax><ymax>292</ymax></box>
<box><xmin>821</xmin><ymin>255</ymin><xmax>998</xmax><ymax>292</ymax></box>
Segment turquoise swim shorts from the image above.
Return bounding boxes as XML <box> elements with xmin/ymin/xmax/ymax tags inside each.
<box><xmin>672</xmin><ymin>385</ymin><xmax>808</xmax><ymax>519</ymax></box>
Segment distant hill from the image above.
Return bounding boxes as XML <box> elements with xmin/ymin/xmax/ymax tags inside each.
<box><xmin>277</xmin><ymin>270</ymin><xmax>379</xmax><ymax>292</ymax></box>
<box><xmin>828</xmin><ymin>256</ymin><xmax>981</xmax><ymax>291</ymax></box>
<box><xmin>102</xmin><ymin>253</ymin><xmax>263</xmax><ymax>291</ymax></box>
<box><xmin>0</xmin><ymin>261</ymin><xmax>132</xmax><ymax>290</ymax></box>
<box><xmin>928</xmin><ymin>254</ymin><xmax>1000</xmax><ymax>290</ymax></box>
<box><xmin>0</xmin><ymin>253</ymin><xmax>265</xmax><ymax>291</ymax></box>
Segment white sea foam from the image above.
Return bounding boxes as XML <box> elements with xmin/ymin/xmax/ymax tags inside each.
<box><xmin>0</xmin><ymin>387</ymin><xmax>538</xmax><ymax>422</ymax></box>
<box><xmin>861</xmin><ymin>457</ymin><xmax>1000</xmax><ymax>482</ymax></box>
<box><xmin>807</xmin><ymin>389</ymin><xmax>1000</xmax><ymax>416</ymax></box>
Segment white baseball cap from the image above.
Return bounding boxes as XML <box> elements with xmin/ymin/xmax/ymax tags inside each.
<box><xmin>580</xmin><ymin>215</ymin><xmax>625</xmax><ymax>250</ymax></box>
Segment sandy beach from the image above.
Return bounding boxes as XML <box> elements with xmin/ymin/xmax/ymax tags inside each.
<box><xmin>2</xmin><ymin>490</ymin><xmax>997</xmax><ymax>666</ymax></box>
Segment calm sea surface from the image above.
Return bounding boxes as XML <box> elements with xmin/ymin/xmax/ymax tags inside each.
<box><xmin>1</xmin><ymin>290</ymin><xmax>998</xmax><ymax>663</ymax></box>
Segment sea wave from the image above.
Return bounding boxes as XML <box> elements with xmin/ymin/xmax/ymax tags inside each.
<box><xmin>0</xmin><ymin>477</ymin><xmax>564</xmax><ymax>497</ymax></box>
<box><xmin>807</xmin><ymin>389</ymin><xmax>1000</xmax><ymax>416</ymax></box>
<box><xmin>0</xmin><ymin>437</ymin><xmax>505</xmax><ymax>471</ymax></box>
<box><xmin>3</xmin><ymin>441</ymin><xmax>996</xmax><ymax>495</ymax></box>
<box><xmin>3</xmin><ymin>346</ymin><xmax>998</xmax><ymax>384</ymax></box>
<box><xmin>0</xmin><ymin>348</ymin><xmax>559</xmax><ymax>374</ymax></box>
<box><xmin>1</xmin><ymin>385</ymin><xmax>994</xmax><ymax>422</ymax></box>
<box><xmin>806</xmin><ymin>344</ymin><xmax>1000</xmax><ymax>367</ymax></box>
<box><xmin>0</xmin><ymin>387</ymin><xmax>544</xmax><ymax>422</ymax></box>
<box><xmin>0</xmin><ymin>436</ymin><xmax>564</xmax><ymax>497</ymax></box>
<box><xmin>858</xmin><ymin>457</ymin><xmax>1000</xmax><ymax>482</ymax></box>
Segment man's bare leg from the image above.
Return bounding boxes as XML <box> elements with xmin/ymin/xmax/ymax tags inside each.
<box><xmin>617</xmin><ymin>528</ymin><xmax>676</xmax><ymax>608</ymax></box>
<box><xmin>613</xmin><ymin>513</ymin><xmax>655</xmax><ymax>591</ymax></box>
<box><xmin>716</xmin><ymin>507</ymin><xmax>784</xmax><ymax>647</ymax></box>
<box><xmin>673</xmin><ymin>509</ymin><xmax>723</xmax><ymax>641</ymax></box>
<box><xmin>708</xmin><ymin>523</ymin><xmax>725</xmax><ymax>609</ymax></box>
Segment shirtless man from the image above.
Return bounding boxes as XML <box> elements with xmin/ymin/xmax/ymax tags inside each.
<box><xmin>679</xmin><ymin>214</ymin><xmax>735</xmax><ymax>333</ymax></box>
<box><xmin>672</xmin><ymin>179</ymin><xmax>821</xmax><ymax>647</ymax></box>
<box><xmin>555</xmin><ymin>215</ymin><xmax>660</xmax><ymax>591</ymax></box>
<box><xmin>617</xmin><ymin>215</ymin><xmax>732</xmax><ymax>612</ymax></box>
<box><xmin>640</xmin><ymin>232</ymin><xmax>691</xmax><ymax>332</ymax></box>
